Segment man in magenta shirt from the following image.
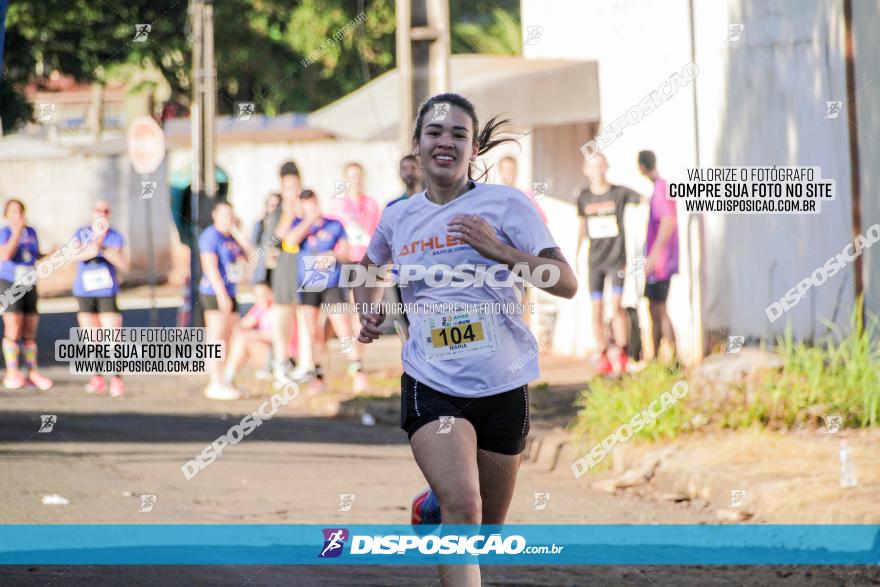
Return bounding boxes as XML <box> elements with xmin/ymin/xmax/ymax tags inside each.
<box><xmin>639</xmin><ymin>150</ymin><xmax>679</xmax><ymax>360</ymax></box>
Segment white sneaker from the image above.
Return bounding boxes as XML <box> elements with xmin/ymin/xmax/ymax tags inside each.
<box><xmin>273</xmin><ymin>361</ymin><xmax>296</xmax><ymax>386</ymax></box>
<box><xmin>291</xmin><ymin>366</ymin><xmax>315</xmax><ymax>384</ymax></box>
<box><xmin>204</xmin><ymin>383</ymin><xmax>242</xmax><ymax>401</ymax></box>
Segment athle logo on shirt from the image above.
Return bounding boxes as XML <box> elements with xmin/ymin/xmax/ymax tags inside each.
<box><xmin>582</xmin><ymin>201</ymin><xmax>617</xmax><ymax>216</ymax></box>
<box><xmin>398</xmin><ymin>234</ymin><xmax>468</xmax><ymax>257</ymax></box>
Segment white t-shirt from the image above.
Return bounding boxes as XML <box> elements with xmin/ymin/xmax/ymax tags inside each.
<box><xmin>366</xmin><ymin>182</ymin><xmax>558</xmax><ymax>398</ymax></box>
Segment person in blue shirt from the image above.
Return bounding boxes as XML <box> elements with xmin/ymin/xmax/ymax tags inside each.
<box><xmin>73</xmin><ymin>200</ymin><xmax>130</xmax><ymax>397</ymax></box>
<box><xmin>385</xmin><ymin>155</ymin><xmax>423</xmax><ymax>208</ymax></box>
<box><xmin>199</xmin><ymin>201</ymin><xmax>251</xmax><ymax>400</ymax></box>
<box><xmin>0</xmin><ymin>199</ymin><xmax>53</xmax><ymax>391</ymax></box>
<box><xmin>286</xmin><ymin>190</ymin><xmax>355</xmax><ymax>392</ymax></box>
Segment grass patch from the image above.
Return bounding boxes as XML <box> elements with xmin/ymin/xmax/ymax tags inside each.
<box><xmin>569</xmin><ymin>361</ymin><xmax>690</xmax><ymax>443</ymax></box>
<box><xmin>570</xmin><ymin>299</ymin><xmax>880</xmax><ymax>444</ymax></box>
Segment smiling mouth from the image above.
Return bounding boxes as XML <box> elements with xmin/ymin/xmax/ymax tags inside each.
<box><xmin>433</xmin><ymin>153</ymin><xmax>456</xmax><ymax>163</ymax></box>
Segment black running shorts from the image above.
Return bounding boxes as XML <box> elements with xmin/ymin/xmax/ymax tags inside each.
<box><xmin>76</xmin><ymin>296</ymin><xmax>119</xmax><ymax>314</ymax></box>
<box><xmin>400</xmin><ymin>372</ymin><xmax>530</xmax><ymax>455</ymax></box>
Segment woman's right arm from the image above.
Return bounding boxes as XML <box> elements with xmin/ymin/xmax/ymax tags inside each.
<box><xmin>354</xmin><ymin>254</ymin><xmax>387</xmax><ymax>343</ymax></box>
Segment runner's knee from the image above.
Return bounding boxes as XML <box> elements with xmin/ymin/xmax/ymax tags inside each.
<box><xmin>439</xmin><ymin>491</ymin><xmax>482</xmax><ymax>524</ymax></box>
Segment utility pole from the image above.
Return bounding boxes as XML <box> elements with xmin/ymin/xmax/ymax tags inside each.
<box><xmin>189</xmin><ymin>0</ymin><xmax>217</xmax><ymax>327</ymax></box>
<box><xmin>396</xmin><ymin>0</ymin><xmax>450</xmax><ymax>155</ymax></box>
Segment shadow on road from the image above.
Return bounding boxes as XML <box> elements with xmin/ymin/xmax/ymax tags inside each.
<box><xmin>0</xmin><ymin>413</ymin><xmax>407</xmax><ymax>446</ymax></box>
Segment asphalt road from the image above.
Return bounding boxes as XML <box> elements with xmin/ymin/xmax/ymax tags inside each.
<box><xmin>2</xmin><ymin>304</ymin><xmax>878</xmax><ymax>585</ymax></box>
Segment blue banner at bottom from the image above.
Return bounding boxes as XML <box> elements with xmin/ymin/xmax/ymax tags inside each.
<box><xmin>0</xmin><ymin>525</ymin><xmax>877</xmax><ymax>565</ymax></box>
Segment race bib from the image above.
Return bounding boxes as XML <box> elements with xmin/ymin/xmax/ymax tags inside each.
<box><xmin>226</xmin><ymin>260</ymin><xmax>246</xmax><ymax>284</ymax></box>
<box><xmin>347</xmin><ymin>222</ymin><xmax>370</xmax><ymax>247</ymax></box>
<box><xmin>424</xmin><ymin>311</ymin><xmax>499</xmax><ymax>362</ymax></box>
<box><xmin>83</xmin><ymin>266</ymin><xmax>113</xmax><ymax>292</ymax></box>
<box><xmin>587</xmin><ymin>215</ymin><xmax>619</xmax><ymax>239</ymax></box>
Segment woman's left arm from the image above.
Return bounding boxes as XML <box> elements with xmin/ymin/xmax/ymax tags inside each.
<box><xmin>447</xmin><ymin>214</ymin><xmax>578</xmax><ymax>299</ymax></box>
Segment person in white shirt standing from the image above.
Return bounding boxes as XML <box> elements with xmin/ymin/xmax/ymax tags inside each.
<box><xmin>355</xmin><ymin>93</ymin><xmax>577</xmax><ymax>587</ymax></box>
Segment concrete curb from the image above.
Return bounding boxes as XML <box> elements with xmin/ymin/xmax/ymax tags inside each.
<box><xmin>541</xmin><ymin>431</ymin><xmax>880</xmax><ymax>524</ymax></box>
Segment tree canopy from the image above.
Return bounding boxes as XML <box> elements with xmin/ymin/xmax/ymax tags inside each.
<box><xmin>1</xmin><ymin>0</ymin><xmax>520</xmax><ymax>133</ymax></box>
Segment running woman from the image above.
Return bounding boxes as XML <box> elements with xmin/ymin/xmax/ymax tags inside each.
<box><xmin>329</xmin><ymin>161</ymin><xmax>380</xmax><ymax>393</ymax></box>
<box><xmin>355</xmin><ymin>93</ymin><xmax>577</xmax><ymax>587</ymax></box>
<box><xmin>638</xmin><ymin>150</ymin><xmax>679</xmax><ymax>360</ymax></box>
<box><xmin>73</xmin><ymin>200</ymin><xmax>130</xmax><ymax>397</ymax></box>
<box><xmin>288</xmin><ymin>190</ymin><xmax>357</xmax><ymax>393</ymax></box>
<box><xmin>0</xmin><ymin>199</ymin><xmax>53</xmax><ymax>390</ymax></box>
<box><xmin>575</xmin><ymin>152</ymin><xmax>645</xmax><ymax>375</ymax></box>
<box><xmin>199</xmin><ymin>202</ymin><xmax>250</xmax><ymax>400</ymax></box>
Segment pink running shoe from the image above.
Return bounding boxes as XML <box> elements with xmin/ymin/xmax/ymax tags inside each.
<box><xmin>109</xmin><ymin>376</ymin><xmax>125</xmax><ymax>398</ymax></box>
<box><xmin>27</xmin><ymin>371</ymin><xmax>54</xmax><ymax>391</ymax></box>
<box><xmin>85</xmin><ymin>375</ymin><xmax>107</xmax><ymax>394</ymax></box>
<box><xmin>3</xmin><ymin>372</ymin><xmax>27</xmax><ymax>390</ymax></box>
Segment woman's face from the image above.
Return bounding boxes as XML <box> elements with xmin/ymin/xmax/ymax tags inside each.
<box><xmin>213</xmin><ymin>204</ymin><xmax>234</xmax><ymax>233</ymax></box>
<box><xmin>414</xmin><ymin>105</ymin><xmax>478</xmax><ymax>184</ymax></box>
<box><xmin>5</xmin><ymin>202</ymin><xmax>25</xmax><ymax>225</ymax></box>
<box><xmin>93</xmin><ymin>201</ymin><xmax>112</xmax><ymax>223</ymax></box>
